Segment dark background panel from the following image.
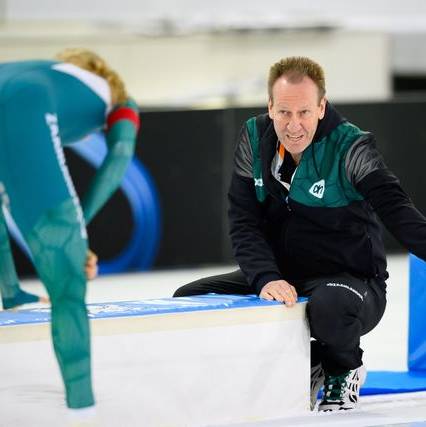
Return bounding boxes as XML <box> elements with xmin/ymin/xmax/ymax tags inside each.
<box><xmin>135</xmin><ymin>109</ymin><xmax>227</xmax><ymax>267</ymax></box>
<box><xmin>335</xmin><ymin>102</ymin><xmax>426</xmax><ymax>252</ymax></box>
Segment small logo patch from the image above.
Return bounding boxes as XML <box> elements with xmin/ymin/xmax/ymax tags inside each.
<box><xmin>309</xmin><ymin>179</ymin><xmax>325</xmax><ymax>199</ymax></box>
<box><xmin>326</xmin><ymin>282</ymin><xmax>364</xmax><ymax>301</ymax></box>
<box><xmin>254</xmin><ymin>178</ymin><xmax>263</xmax><ymax>187</ymax></box>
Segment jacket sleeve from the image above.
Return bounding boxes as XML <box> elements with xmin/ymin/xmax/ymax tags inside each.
<box><xmin>81</xmin><ymin>98</ymin><xmax>140</xmax><ymax>224</ymax></box>
<box><xmin>346</xmin><ymin>135</ymin><xmax>426</xmax><ymax>261</ymax></box>
<box><xmin>228</xmin><ymin>123</ymin><xmax>283</xmax><ymax>294</ymax></box>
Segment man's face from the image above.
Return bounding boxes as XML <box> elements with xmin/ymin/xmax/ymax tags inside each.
<box><xmin>268</xmin><ymin>76</ymin><xmax>326</xmax><ymax>162</ymax></box>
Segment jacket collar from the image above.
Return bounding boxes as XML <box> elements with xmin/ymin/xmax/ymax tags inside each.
<box><xmin>312</xmin><ymin>102</ymin><xmax>346</xmax><ymax>143</ymax></box>
<box><xmin>260</xmin><ymin>120</ymin><xmax>287</xmax><ymax>200</ymax></box>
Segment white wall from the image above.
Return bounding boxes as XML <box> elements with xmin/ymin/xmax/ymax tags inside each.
<box><xmin>5</xmin><ymin>0</ymin><xmax>426</xmax><ymax>33</ymax></box>
<box><xmin>4</xmin><ymin>0</ymin><xmax>426</xmax><ymax>102</ymax></box>
<box><xmin>0</xmin><ymin>24</ymin><xmax>390</xmax><ymax>107</ymax></box>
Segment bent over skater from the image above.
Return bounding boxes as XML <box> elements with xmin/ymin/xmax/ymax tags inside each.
<box><xmin>0</xmin><ymin>48</ymin><xmax>140</xmax><ymax>408</ymax></box>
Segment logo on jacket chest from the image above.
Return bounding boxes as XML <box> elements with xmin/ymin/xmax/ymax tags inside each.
<box><xmin>309</xmin><ymin>179</ymin><xmax>325</xmax><ymax>199</ymax></box>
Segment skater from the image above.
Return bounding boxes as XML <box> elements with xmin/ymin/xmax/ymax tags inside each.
<box><xmin>0</xmin><ymin>48</ymin><xmax>140</xmax><ymax>408</ymax></box>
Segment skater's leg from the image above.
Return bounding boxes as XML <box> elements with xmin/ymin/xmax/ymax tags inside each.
<box><xmin>0</xmin><ymin>181</ymin><xmax>47</xmax><ymax>309</ymax></box>
<box><xmin>0</xmin><ymin>81</ymin><xmax>93</xmax><ymax>407</ymax></box>
<box><xmin>25</xmin><ymin>199</ymin><xmax>94</xmax><ymax>408</ymax></box>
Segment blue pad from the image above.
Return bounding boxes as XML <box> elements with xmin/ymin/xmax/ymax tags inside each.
<box><xmin>0</xmin><ymin>294</ymin><xmax>307</xmax><ymax>326</ymax></box>
<box><xmin>409</xmin><ymin>254</ymin><xmax>426</xmax><ymax>370</ymax></box>
<box><xmin>362</xmin><ymin>370</ymin><xmax>426</xmax><ymax>395</ymax></box>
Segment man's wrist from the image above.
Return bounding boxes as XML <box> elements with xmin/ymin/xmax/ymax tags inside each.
<box><xmin>254</xmin><ymin>272</ymin><xmax>282</xmax><ymax>295</ymax></box>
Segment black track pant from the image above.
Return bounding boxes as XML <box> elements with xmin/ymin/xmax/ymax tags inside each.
<box><xmin>173</xmin><ymin>269</ymin><xmax>386</xmax><ymax>375</ymax></box>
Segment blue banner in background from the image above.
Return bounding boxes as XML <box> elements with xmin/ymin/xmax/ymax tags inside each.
<box><xmin>8</xmin><ymin>132</ymin><xmax>161</xmax><ymax>274</ymax></box>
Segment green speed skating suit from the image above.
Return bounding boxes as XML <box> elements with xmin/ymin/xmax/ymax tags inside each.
<box><xmin>0</xmin><ymin>60</ymin><xmax>140</xmax><ymax>408</ymax></box>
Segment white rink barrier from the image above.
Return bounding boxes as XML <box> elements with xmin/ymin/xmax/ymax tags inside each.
<box><xmin>0</xmin><ymin>294</ymin><xmax>310</xmax><ymax>427</ymax></box>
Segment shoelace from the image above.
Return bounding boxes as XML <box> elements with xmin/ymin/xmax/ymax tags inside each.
<box><xmin>323</xmin><ymin>372</ymin><xmax>349</xmax><ymax>401</ymax></box>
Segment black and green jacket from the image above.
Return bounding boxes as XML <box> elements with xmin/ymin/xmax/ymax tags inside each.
<box><xmin>228</xmin><ymin>102</ymin><xmax>426</xmax><ymax>294</ymax></box>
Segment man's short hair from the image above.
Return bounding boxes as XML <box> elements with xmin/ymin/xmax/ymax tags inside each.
<box><xmin>268</xmin><ymin>56</ymin><xmax>326</xmax><ymax>103</ymax></box>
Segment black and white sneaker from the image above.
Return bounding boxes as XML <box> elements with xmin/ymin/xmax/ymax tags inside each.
<box><xmin>310</xmin><ymin>363</ymin><xmax>325</xmax><ymax>411</ymax></box>
<box><xmin>318</xmin><ymin>365</ymin><xmax>366</xmax><ymax>412</ymax></box>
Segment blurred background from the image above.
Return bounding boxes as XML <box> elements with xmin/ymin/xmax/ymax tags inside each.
<box><xmin>4</xmin><ymin>0</ymin><xmax>426</xmax><ymax>275</ymax></box>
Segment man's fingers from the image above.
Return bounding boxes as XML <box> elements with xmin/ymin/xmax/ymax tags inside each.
<box><xmin>280</xmin><ymin>286</ymin><xmax>297</xmax><ymax>306</ymax></box>
<box><xmin>270</xmin><ymin>290</ymin><xmax>285</xmax><ymax>303</ymax></box>
<box><xmin>262</xmin><ymin>289</ymin><xmax>293</xmax><ymax>305</ymax></box>
<box><xmin>288</xmin><ymin>286</ymin><xmax>297</xmax><ymax>303</ymax></box>
<box><xmin>260</xmin><ymin>281</ymin><xmax>298</xmax><ymax>306</ymax></box>
<box><xmin>260</xmin><ymin>291</ymin><xmax>274</xmax><ymax>301</ymax></box>
<box><xmin>282</xmin><ymin>284</ymin><xmax>298</xmax><ymax>303</ymax></box>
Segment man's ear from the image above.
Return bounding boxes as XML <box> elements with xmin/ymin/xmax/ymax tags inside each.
<box><xmin>268</xmin><ymin>98</ymin><xmax>273</xmax><ymax>120</ymax></box>
<box><xmin>319</xmin><ymin>97</ymin><xmax>327</xmax><ymax>120</ymax></box>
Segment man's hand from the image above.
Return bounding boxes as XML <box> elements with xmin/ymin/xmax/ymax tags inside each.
<box><xmin>85</xmin><ymin>249</ymin><xmax>98</xmax><ymax>280</ymax></box>
<box><xmin>260</xmin><ymin>280</ymin><xmax>298</xmax><ymax>307</ymax></box>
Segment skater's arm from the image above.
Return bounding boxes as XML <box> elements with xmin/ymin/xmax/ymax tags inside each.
<box><xmin>81</xmin><ymin>98</ymin><xmax>140</xmax><ymax>224</ymax></box>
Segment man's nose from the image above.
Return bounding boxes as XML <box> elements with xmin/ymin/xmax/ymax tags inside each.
<box><xmin>287</xmin><ymin>117</ymin><xmax>302</xmax><ymax>133</ymax></box>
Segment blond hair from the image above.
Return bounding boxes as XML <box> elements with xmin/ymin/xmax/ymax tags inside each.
<box><xmin>55</xmin><ymin>48</ymin><xmax>128</xmax><ymax>105</ymax></box>
<box><xmin>268</xmin><ymin>56</ymin><xmax>326</xmax><ymax>104</ymax></box>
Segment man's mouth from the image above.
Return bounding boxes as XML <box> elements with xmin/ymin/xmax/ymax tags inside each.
<box><xmin>286</xmin><ymin>134</ymin><xmax>304</xmax><ymax>142</ymax></box>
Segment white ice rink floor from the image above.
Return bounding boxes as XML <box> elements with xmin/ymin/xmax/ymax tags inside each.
<box><xmin>4</xmin><ymin>254</ymin><xmax>426</xmax><ymax>426</ymax></box>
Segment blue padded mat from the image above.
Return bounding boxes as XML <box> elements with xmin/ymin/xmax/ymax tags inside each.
<box><xmin>0</xmin><ymin>294</ymin><xmax>307</xmax><ymax>326</ymax></box>
<box><xmin>409</xmin><ymin>254</ymin><xmax>426</xmax><ymax>370</ymax></box>
<box><xmin>362</xmin><ymin>370</ymin><xmax>426</xmax><ymax>395</ymax></box>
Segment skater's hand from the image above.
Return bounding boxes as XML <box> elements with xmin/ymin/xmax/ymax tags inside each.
<box><xmin>85</xmin><ymin>249</ymin><xmax>98</xmax><ymax>280</ymax></box>
<box><xmin>260</xmin><ymin>280</ymin><xmax>297</xmax><ymax>307</ymax></box>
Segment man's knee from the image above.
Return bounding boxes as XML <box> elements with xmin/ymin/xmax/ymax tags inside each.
<box><xmin>307</xmin><ymin>282</ymin><xmax>364</xmax><ymax>347</ymax></box>
<box><xmin>173</xmin><ymin>285</ymin><xmax>195</xmax><ymax>297</ymax></box>
<box><xmin>308</xmin><ymin>280</ymin><xmax>365</xmax><ymax>317</ymax></box>
<box><xmin>173</xmin><ymin>281</ymin><xmax>209</xmax><ymax>297</ymax></box>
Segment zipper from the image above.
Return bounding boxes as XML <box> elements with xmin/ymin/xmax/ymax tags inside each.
<box><xmin>286</xmin><ymin>195</ymin><xmax>292</xmax><ymax>212</ymax></box>
<box><xmin>283</xmin><ymin>196</ymin><xmax>292</xmax><ymax>257</ymax></box>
